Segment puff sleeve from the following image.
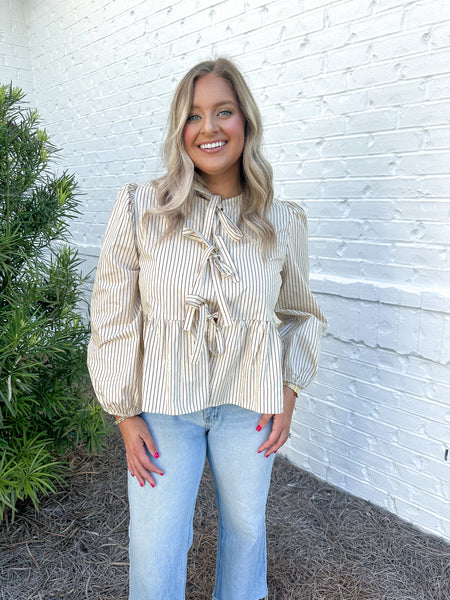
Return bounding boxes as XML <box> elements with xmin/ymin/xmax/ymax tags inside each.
<box><xmin>275</xmin><ymin>202</ymin><xmax>327</xmax><ymax>391</ymax></box>
<box><xmin>87</xmin><ymin>184</ymin><xmax>143</xmax><ymax>416</ymax></box>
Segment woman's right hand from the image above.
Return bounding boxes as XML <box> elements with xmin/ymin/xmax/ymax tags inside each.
<box><xmin>117</xmin><ymin>415</ymin><xmax>164</xmax><ymax>488</ymax></box>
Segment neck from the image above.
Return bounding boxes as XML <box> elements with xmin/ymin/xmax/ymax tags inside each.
<box><xmin>200</xmin><ymin>171</ymin><xmax>242</xmax><ymax>200</ymax></box>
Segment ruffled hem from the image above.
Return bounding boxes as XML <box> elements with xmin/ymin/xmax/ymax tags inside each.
<box><xmin>140</xmin><ymin>317</ymin><xmax>285</xmax><ymax>415</ymax></box>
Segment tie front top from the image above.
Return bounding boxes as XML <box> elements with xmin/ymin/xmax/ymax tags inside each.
<box><xmin>182</xmin><ymin>194</ymin><xmax>243</xmax><ymax>363</ymax></box>
<box><xmin>87</xmin><ymin>182</ymin><xmax>327</xmax><ymax>416</ymax></box>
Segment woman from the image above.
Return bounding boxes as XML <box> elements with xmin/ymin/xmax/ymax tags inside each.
<box><xmin>87</xmin><ymin>58</ymin><xmax>326</xmax><ymax>600</ymax></box>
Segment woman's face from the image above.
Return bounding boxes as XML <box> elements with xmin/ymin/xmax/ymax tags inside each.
<box><xmin>183</xmin><ymin>74</ymin><xmax>246</xmax><ymax>195</ymax></box>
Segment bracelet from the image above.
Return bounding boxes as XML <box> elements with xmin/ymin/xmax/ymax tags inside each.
<box><xmin>283</xmin><ymin>381</ymin><xmax>300</xmax><ymax>397</ymax></box>
<box><xmin>115</xmin><ymin>416</ymin><xmax>129</xmax><ymax>425</ymax></box>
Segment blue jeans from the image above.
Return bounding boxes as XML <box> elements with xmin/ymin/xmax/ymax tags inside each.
<box><xmin>128</xmin><ymin>404</ymin><xmax>274</xmax><ymax>600</ymax></box>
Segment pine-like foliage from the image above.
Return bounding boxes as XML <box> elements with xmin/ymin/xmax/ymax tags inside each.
<box><xmin>0</xmin><ymin>84</ymin><xmax>108</xmax><ymax>520</ymax></box>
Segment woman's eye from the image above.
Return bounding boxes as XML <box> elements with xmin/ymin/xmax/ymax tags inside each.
<box><xmin>218</xmin><ymin>109</ymin><xmax>232</xmax><ymax>117</ymax></box>
<box><xmin>187</xmin><ymin>114</ymin><xmax>200</xmax><ymax>122</ymax></box>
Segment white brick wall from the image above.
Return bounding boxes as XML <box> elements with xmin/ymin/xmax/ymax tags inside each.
<box><xmin>0</xmin><ymin>0</ymin><xmax>34</xmax><ymax>99</ymax></box>
<box><xmin>2</xmin><ymin>0</ymin><xmax>449</xmax><ymax>541</ymax></box>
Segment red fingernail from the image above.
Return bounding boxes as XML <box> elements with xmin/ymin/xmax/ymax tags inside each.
<box><xmin>150</xmin><ymin>482</ymin><xmax>155</xmax><ymax>488</ymax></box>
<box><xmin>256</xmin><ymin>425</ymin><xmax>262</xmax><ymax>431</ymax></box>
<box><xmin>154</xmin><ymin>451</ymin><xmax>159</xmax><ymax>458</ymax></box>
<box><xmin>131</xmin><ymin>473</ymin><xmax>135</xmax><ymax>477</ymax></box>
<box><xmin>140</xmin><ymin>481</ymin><xmax>144</xmax><ymax>487</ymax></box>
<box><xmin>258</xmin><ymin>449</ymin><xmax>263</xmax><ymax>454</ymax></box>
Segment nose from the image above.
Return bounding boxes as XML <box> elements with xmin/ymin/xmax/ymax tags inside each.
<box><xmin>201</xmin><ymin>112</ymin><xmax>218</xmax><ymax>133</ymax></box>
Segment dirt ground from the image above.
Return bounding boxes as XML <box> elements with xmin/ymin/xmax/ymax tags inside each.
<box><xmin>1</xmin><ymin>426</ymin><xmax>449</xmax><ymax>600</ymax></box>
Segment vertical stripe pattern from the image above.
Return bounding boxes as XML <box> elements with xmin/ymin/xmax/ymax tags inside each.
<box><xmin>87</xmin><ymin>182</ymin><xmax>327</xmax><ymax>416</ymax></box>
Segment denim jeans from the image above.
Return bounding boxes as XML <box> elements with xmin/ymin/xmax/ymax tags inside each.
<box><xmin>127</xmin><ymin>404</ymin><xmax>274</xmax><ymax>600</ymax></box>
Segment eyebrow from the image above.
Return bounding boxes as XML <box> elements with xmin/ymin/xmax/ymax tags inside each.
<box><xmin>190</xmin><ymin>100</ymin><xmax>239</xmax><ymax>110</ymax></box>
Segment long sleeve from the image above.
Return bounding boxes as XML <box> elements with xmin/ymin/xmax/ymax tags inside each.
<box><xmin>275</xmin><ymin>202</ymin><xmax>327</xmax><ymax>391</ymax></box>
<box><xmin>87</xmin><ymin>184</ymin><xmax>143</xmax><ymax>416</ymax></box>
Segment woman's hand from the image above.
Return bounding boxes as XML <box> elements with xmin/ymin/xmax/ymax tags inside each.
<box><xmin>256</xmin><ymin>386</ymin><xmax>296</xmax><ymax>457</ymax></box>
<box><xmin>117</xmin><ymin>415</ymin><xmax>164</xmax><ymax>488</ymax></box>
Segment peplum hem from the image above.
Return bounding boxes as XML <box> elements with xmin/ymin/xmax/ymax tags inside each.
<box><xmin>141</xmin><ymin>317</ymin><xmax>285</xmax><ymax>416</ymax></box>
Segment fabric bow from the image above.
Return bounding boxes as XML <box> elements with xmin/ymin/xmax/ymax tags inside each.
<box><xmin>183</xmin><ymin>195</ymin><xmax>242</xmax><ymax>363</ymax></box>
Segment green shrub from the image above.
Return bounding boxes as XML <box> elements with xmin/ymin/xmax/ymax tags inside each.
<box><xmin>0</xmin><ymin>84</ymin><xmax>109</xmax><ymax>520</ymax></box>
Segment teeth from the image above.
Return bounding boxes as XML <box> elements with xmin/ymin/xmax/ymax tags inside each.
<box><xmin>200</xmin><ymin>141</ymin><xmax>226</xmax><ymax>149</ymax></box>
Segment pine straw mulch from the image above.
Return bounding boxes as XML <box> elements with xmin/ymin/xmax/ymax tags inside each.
<box><xmin>1</xmin><ymin>426</ymin><xmax>449</xmax><ymax>600</ymax></box>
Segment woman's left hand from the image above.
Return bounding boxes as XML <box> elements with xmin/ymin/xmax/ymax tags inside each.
<box><xmin>256</xmin><ymin>386</ymin><xmax>296</xmax><ymax>457</ymax></box>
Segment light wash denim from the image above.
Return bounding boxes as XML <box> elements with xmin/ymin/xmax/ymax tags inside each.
<box><xmin>127</xmin><ymin>404</ymin><xmax>274</xmax><ymax>600</ymax></box>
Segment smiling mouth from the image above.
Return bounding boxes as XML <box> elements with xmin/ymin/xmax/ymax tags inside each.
<box><xmin>199</xmin><ymin>141</ymin><xmax>227</xmax><ymax>149</ymax></box>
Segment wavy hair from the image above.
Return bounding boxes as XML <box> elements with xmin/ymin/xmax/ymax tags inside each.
<box><xmin>152</xmin><ymin>57</ymin><xmax>276</xmax><ymax>249</ymax></box>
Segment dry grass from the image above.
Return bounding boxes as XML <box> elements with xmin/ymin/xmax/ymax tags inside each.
<box><xmin>1</xmin><ymin>427</ymin><xmax>449</xmax><ymax>600</ymax></box>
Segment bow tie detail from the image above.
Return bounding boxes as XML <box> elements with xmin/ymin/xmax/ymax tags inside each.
<box><xmin>183</xmin><ymin>195</ymin><xmax>242</xmax><ymax>363</ymax></box>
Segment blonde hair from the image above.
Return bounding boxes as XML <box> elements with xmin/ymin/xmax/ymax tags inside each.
<box><xmin>153</xmin><ymin>57</ymin><xmax>276</xmax><ymax>249</ymax></box>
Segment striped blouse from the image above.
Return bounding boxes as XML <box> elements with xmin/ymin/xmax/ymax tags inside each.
<box><xmin>87</xmin><ymin>182</ymin><xmax>327</xmax><ymax>417</ymax></box>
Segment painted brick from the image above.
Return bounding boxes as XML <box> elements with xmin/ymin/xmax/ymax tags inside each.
<box><xmin>302</xmin><ymin>71</ymin><xmax>348</xmax><ymax>98</ymax></box>
<box><xmin>321</xmin><ymin>133</ymin><xmax>370</xmax><ymax>156</ymax></box>
<box><xmin>399</xmin><ymin>100</ymin><xmax>450</xmax><ymax>128</ymax></box>
<box><xmin>367</xmin><ymin>79</ymin><xmax>427</xmax><ymax>108</ymax></box>
<box><xmin>427</xmin><ymin>72</ymin><xmax>450</xmax><ymax>101</ymax></box>
<box><xmin>345</xmin><ymin>109</ymin><xmax>397</xmax><ymax>134</ymax></box>
<box><xmin>405</xmin><ymin>0</ymin><xmax>450</xmax><ymax>28</ymax></box>
<box><xmin>393</xmin><ymin>496</ymin><xmax>450</xmax><ymax>539</ymax></box>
